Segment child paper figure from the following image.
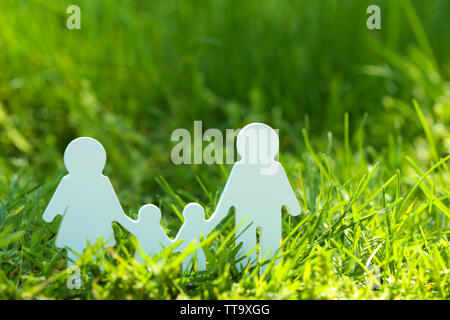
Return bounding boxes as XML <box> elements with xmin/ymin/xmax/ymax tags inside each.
<box><xmin>211</xmin><ymin>123</ymin><xmax>301</xmax><ymax>271</ymax></box>
<box><xmin>118</xmin><ymin>204</ymin><xmax>174</xmax><ymax>262</ymax></box>
<box><xmin>42</xmin><ymin>137</ymin><xmax>133</xmax><ymax>263</ymax></box>
<box><xmin>174</xmin><ymin>203</ymin><xmax>211</xmax><ymax>272</ymax></box>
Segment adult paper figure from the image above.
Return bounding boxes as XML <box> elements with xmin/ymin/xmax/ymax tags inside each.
<box><xmin>210</xmin><ymin>123</ymin><xmax>301</xmax><ymax>271</ymax></box>
<box><xmin>43</xmin><ymin>137</ymin><xmax>133</xmax><ymax>263</ymax></box>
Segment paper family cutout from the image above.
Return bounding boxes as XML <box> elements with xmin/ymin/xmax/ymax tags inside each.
<box><xmin>43</xmin><ymin>123</ymin><xmax>301</xmax><ymax>272</ymax></box>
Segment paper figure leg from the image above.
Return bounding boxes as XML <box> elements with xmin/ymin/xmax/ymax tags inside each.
<box><xmin>197</xmin><ymin>249</ymin><xmax>206</xmax><ymax>271</ymax></box>
<box><xmin>182</xmin><ymin>253</ymin><xmax>194</xmax><ymax>272</ymax></box>
<box><xmin>66</xmin><ymin>250</ymin><xmax>79</xmax><ymax>265</ymax></box>
<box><xmin>134</xmin><ymin>251</ymin><xmax>145</xmax><ymax>264</ymax></box>
<box><xmin>260</xmin><ymin>225</ymin><xmax>282</xmax><ymax>272</ymax></box>
<box><xmin>236</xmin><ymin>226</ymin><xmax>258</xmax><ymax>272</ymax></box>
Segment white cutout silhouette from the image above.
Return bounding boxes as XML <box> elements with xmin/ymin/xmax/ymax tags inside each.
<box><xmin>210</xmin><ymin>123</ymin><xmax>301</xmax><ymax>271</ymax></box>
<box><xmin>174</xmin><ymin>203</ymin><xmax>210</xmax><ymax>272</ymax></box>
<box><xmin>119</xmin><ymin>204</ymin><xmax>174</xmax><ymax>262</ymax></box>
<box><xmin>43</xmin><ymin>137</ymin><xmax>132</xmax><ymax>263</ymax></box>
<box><xmin>43</xmin><ymin>123</ymin><xmax>301</xmax><ymax>273</ymax></box>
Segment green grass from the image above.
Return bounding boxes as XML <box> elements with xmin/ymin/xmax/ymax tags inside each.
<box><xmin>0</xmin><ymin>0</ymin><xmax>449</xmax><ymax>299</ymax></box>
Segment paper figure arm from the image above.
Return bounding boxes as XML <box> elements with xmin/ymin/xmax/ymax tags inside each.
<box><xmin>278</xmin><ymin>167</ymin><xmax>301</xmax><ymax>216</ymax></box>
<box><xmin>206</xmin><ymin>167</ymin><xmax>240</xmax><ymax>230</ymax></box>
<box><xmin>115</xmin><ymin>214</ymin><xmax>139</xmax><ymax>233</ymax></box>
<box><xmin>207</xmin><ymin>185</ymin><xmax>235</xmax><ymax>230</ymax></box>
<box><xmin>173</xmin><ymin>225</ymin><xmax>187</xmax><ymax>252</ymax></box>
<box><xmin>159</xmin><ymin>230</ymin><xmax>175</xmax><ymax>249</ymax></box>
<box><xmin>104</xmin><ymin>177</ymin><xmax>137</xmax><ymax>230</ymax></box>
<box><xmin>43</xmin><ymin>177</ymin><xmax>69</xmax><ymax>222</ymax></box>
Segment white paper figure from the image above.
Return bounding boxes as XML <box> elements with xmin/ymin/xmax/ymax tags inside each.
<box><xmin>43</xmin><ymin>124</ymin><xmax>300</xmax><ymax>273</ymax></box>
<box><xmin>211</xmin><ymin>123</ymin><xmax>301</xmax><ymax>271</ymax></box>
<box><xmin>174</xmin><ymin>203</ymin><xmax>213</xmax><ymax>272</ymax></box>
<box><xmin>118</xmin><ymin>204</ymin><xmax>174</xmax><ymax>262</ymax></box>
<box><xmin>43</xmin><ymin>137</ymin><xmax>133</xmax><ymax>263</ymax></box>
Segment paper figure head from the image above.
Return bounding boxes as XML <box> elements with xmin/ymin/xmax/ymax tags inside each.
<box><xmin>236</xmin><ymin>122</ymin><xmax>279</xmax><ymax>164</ymax></box>
<box><xmin>138</xmin><ymin>204</ymin><xmax>162</xmax><ymax>225</ymax></box>
<box><xmin>64</xmin><ymin>137</ymin><xmax>106</xmax><ymax>174</ymax></box>
<box><xmin>182</xmin><ymin>202</ymin><xmax>205</xmax><ymax>222</ymax></box>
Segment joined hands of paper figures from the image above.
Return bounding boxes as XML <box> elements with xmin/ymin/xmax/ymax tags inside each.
<box><xmin>42</xmin><ymin>123</ymin><xmax>301</xmax><ymax>272</ymax></box>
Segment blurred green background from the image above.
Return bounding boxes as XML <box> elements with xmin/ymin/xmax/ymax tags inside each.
<box><xmin>0</xmin><ymin>0</ymin><xmax>449</xmax><ymax>214</ymax></box>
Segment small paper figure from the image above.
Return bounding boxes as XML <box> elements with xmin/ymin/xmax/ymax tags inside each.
<box><xmin>174</xmin><ymin>203</ymin><xmax>211</xmax><ymax>272</ymax></box>
<box><xmin>119</xmin><ymin>204</ymin><xmax>174</xmax><ymax>262</ymax></box>
<box><xmin>42</xmin><ymin>137</ymin><xmax>132</xmax><ymax>263</ymax></box>
<box><xmin>212</xmin><ymin>123</ymin><xmax>301</xmax><ymax>271</ymax></box>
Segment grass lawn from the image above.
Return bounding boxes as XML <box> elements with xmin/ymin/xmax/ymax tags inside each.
<box><xmin>0</xmin><ymin>0</ymin><xmax>449</xmax><ymax>299</ymax></box>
